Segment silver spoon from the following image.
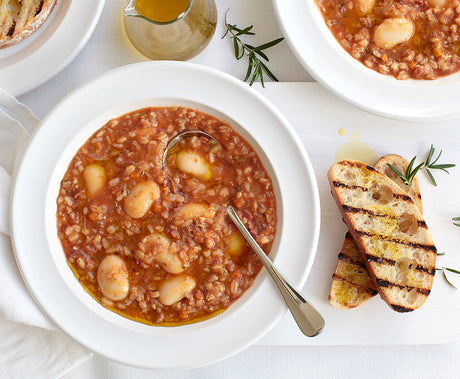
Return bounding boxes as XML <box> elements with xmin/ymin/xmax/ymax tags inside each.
<box><xmin>227</xmin><ymin>206</ymin><xmax>324</xmax><ymax>337</ymax></box>
<box><xmin>162</xmin><ymin>130</ymin><xmax>221</xmax><ymax>167</ymax></box>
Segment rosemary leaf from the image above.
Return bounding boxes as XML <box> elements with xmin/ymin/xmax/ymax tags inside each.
<box><xmin>249</xmin><ymin>58</ymin><xmax>258</xmax><ymax>86</ymax></box>
<box><xmin>445</xmin><ymin>267</ymin><xmax>460</xmax><ymax>275</ymax></box>
<box><xmin>430</xmin><ymin>150</ymin><xmax>442</xmax><ymax>166</ymax></box>
<box><xmin>437</xmin><ymin>266</ymin><xmax>460</xmax><ymax>289</ymax></box>
<box><xmin>426</xmin><ymin>169</ymin><xmax>437</xmax><ymax>186</ymax></box>
<box><xmin>405</xmin><ymin>156</ymin><xmax>417</xmax><ymax>177</ymax></box>
<box><xmin>244</xmin><ymin>54</ymin><xmax>253</xmax><ymax>82</ymax></box>
<box><xmin>233</xmin><ymin>38</ymin><xmax>240</xmax><ymax>59</ymax></box>
<box><xmin>259</xmin><ymin>73</ymin><xmax>265</xmax><ymax>87</ymax></box>
<box><xmin>260</xmin><ymin>61</ymin><xmax>279</xmax><ymax>82</ymax></box>
<box><xmin>254</xmin><ymin>49</ymin><xmax>269</xmax><ymax>62</ymax></box>
<box><xmin>258</xmin><ymin>63</ymin><xmax>265</xmax><ymax>87</ymax></box>
<box><xmin>254</xmin><ymin>37</ymin><xmax>285</xmax><ymax>51</ymax></box>
<box><xmin>426</xmin><ymin>145</ymin><xmax>435</xmax><ymax>165</ymax></box>
<box><xmin>429</xmin><ymin>164</ymin><xmax>456</xmax><ymax>170</ymax></box>
<box><xmin>442</xmin><ymin>269</ymin><xmax>457</xmax><ymax>290</ymax></box>
<box><xmin>408</xmin><ymin>162</ymin><xmax>424</xmax><ymax>185</ymax></box>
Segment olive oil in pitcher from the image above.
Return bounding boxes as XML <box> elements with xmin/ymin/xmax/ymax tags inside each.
<box><xmin>136</xmin><ymin>0</ymin><xmax>190</xmax><ymax>22</ymax></box>
<box><xmin>123</xmin><ymin>0</ymin><xmax>217</xmax><ymax>61</ymax></box>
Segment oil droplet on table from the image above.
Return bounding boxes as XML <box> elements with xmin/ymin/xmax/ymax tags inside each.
<box><xmin>338</xmin><ymin>128</ymin><xmax>346</xmax><ymax>136</ymax></box>
<box><xmin>335</xmin><ymin>133</ymin><xmax>377</xmax><ymax>165</ymax></box>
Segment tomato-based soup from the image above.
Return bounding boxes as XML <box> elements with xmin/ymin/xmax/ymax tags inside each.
<box><xmin>316</xmin><ymin>0</ymin><xmax>460</xmax><ymax>79</ymax></box>
<box><xmin>56</xmin><ymin>107</ymin><xmax>277</xmax><ymax>325</ymax></box>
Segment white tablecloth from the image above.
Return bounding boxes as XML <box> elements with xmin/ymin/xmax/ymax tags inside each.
<box><xmin>15</xmin><ymin>0</ymin><xmax>460</xmax><ymax>378</ymax></box>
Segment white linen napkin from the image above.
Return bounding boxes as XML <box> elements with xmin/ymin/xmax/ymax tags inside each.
<box><xmin>0</xmin><ymin>89</ymin><xmax>92</xmax><ymax>378</ymax></box>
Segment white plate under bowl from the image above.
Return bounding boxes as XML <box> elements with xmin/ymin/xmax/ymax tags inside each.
<box><xmin>0</xmin><ymin>0</ymin><xmax>105</xmax><ymax>96</ymax></box>
<box><xmin>10</xmin><ymin>62</ymin><xmax>320</xmax><ymax>369</ymax></box>
<box><xmin>273</xmin><ymin>0</ymin><xmax>460</xmax><ymax>121</ymax></box>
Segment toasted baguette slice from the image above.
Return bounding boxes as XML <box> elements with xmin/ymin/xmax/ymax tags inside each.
<box><xmin>329</xmin><ymin>155</ymin><xmax>424</xmax><ymax>309</ymax></box>
<box><xmin>328</xmin><ymin>160</ymin><xmax>437</xmax><ymax>312</ymax></box>
<box><xmin>329</xmin><ymin>232</ymin><xmax>378</xmax><ymax>309</ymax></box>
<box><xmin>0</xmin><ymin>0</ymin><xmax>57</xmax><ymax>49</ymax></box>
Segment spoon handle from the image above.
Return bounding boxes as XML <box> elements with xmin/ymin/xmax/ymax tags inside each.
<box><xmin>227</xmin><ymin>206</ymin><xmax>324</xmax><ymax>337</ymax></box>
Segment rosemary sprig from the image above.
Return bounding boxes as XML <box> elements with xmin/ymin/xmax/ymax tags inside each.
<box><xmin>387</xmin><ymin>145</ymin><xmax>455</xmax><ymax>187</ymax></box>
<box><xmin>436</xmin><ymin>267</ymin><xmax>460</xmax><ymax>290</ymax></box>
<box><xmin>222</xmin><ymin>10</ymin><xmax>284</xmax><ymax>87</ymax></box>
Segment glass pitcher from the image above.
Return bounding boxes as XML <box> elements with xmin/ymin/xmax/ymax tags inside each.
<box><xmin>123</xmin><ymin>0</ymin><xmax>217</xmax><ymax>61</ymax></box>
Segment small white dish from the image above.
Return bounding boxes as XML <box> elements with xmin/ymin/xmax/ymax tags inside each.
<box><xmin>10</xmin><ymin>62</ymin><xmax>320</xmax><ymax>369</ymax></box>
<box><xmin>0</xmin><ymin>0</ymin><xmax>105</xmax><ymax>96</ymax></box>
<box><xmin>273</xmin><ymin>0</ymin><xmax>460</xmax><ymax>121</ymax></box>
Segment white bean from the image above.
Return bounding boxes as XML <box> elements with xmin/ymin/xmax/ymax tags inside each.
<box><xmin>124</xmin><ymin>180</ymin><xmax>160</xmax><ymax>218</ymax></box>
<box><xmin>97</xmin><ymin>255</ymin><xmax>129</xmax><ymax>301</ymax></box>
<box><xmin>158</xmin><ymin>275</ymin><xmax>196</xmax><ymax>306</ymax></box>
<box><xmin>177</xmin><ymin>203</ymin><xmax>215</xmax><ymax>219</ymax></box>
<box><xmin>374</xmin><ymin>18</ymin><xmax>414</xmax><ymax>49</ymax></box>
<box><xmin>356</xmin><ymin>0</ymin><xmax>376</xmax><ymax>14</ymax></box>
<box><xmin>141</xmin><ymin>233</ymin><xmax>184</xmax><ymax>274</ymax></box>
<box><xmin>228</xmin><ymin>229</ymin><xmax>245</xmax><ymax>256</ymax></box>
<box><xmin>176</xmin><ymin>151</ymin><xmax>212</xmax><ymax>180</ymax></box>
<box><xmin>83</xmin><ymin>164</ymin><xmax>106</xmax><ymax>195</ymax></box>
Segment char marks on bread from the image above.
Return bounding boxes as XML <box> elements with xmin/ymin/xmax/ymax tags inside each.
<box><xmin>329</xmin><ymin>155</ymin><xmax>424</xmax><ymax>309</ymax></box>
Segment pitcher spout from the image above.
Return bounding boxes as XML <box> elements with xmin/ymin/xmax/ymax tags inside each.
<box><xmin>123</xmin><ymin>0</ymin><xmax>138</xmax><ymax>17</ymax></box>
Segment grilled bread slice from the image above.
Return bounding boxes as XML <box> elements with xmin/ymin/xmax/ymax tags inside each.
<box><xmin>328</xmin><ymin>160</ymin><xmax>437</xmax><ymax>312</ymax></box>
<box><xmin>329</xmin><ymin>232</ymin><xmax>378</xmax><ymax>309</ymax></box>
<box><xmin>329</xmin><ymin>155</ymin><xmax>424</xmax><ymax>309</ymax></box>
<box><xmin>0</xmin><ymin>0</ymin><xmax>57</xmax><ymax>49</ymax></box>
